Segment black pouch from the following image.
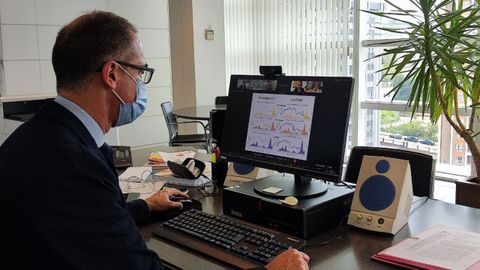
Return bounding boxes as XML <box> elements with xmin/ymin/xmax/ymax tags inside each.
<box><xmin>167</xmin><ymin>158</ymin><xmax>206</xmax><ymax>179</ymax></box>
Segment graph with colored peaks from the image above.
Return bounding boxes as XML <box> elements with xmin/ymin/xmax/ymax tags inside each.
<box><xmin>245</xmin><ymin>93</ymin><xmax>315</xmax><ymax>160</ymax></box>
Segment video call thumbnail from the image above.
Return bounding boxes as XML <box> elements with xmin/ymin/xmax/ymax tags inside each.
<box><xmin>237</xmin><ymin>79</ymin><xmax>278</xmax><ymax>91</ymax></box>
<box><xmin>290</xmin><ymin>80</ymin><xmax>324</xmax><ymax>94</ymax></box>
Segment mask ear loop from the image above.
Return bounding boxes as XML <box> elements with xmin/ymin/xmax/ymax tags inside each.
<box><xmin>111</xmin><ymin>88</ymin><xmax>126</xmax><ymax>104</ymax></box>
<box><xmin>116</xmin><ymin>63</ymin><xmax>138</xmax><ymax>82</ymax></box>
<box><xmin>112</xmin><ymin>63</ymin><xmax>137</xmax><ymax>105</ymax></box>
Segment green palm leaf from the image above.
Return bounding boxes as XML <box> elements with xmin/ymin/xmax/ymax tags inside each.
<box><xmin>367</xmin><ymin>0</ymin><xmax>480</xmax><ymax>179</ymax></box>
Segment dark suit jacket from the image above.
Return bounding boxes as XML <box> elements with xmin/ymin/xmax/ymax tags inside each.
<box><xmin>0</xmin><ymin>101</ymin><xmax>163</xmax><ymax>270</ymax></box>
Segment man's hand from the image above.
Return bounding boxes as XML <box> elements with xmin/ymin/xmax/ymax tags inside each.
<box><xmin>144</xmin><ymin>188</ymin><xmax>189</xmax><ymax>212</ymax></box>
<box><xmin>266</xmin><ymin>248</ymin><xmax>310</xmax><ymax>270</ymax></box>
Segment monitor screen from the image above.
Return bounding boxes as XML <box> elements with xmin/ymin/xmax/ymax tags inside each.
<box><xmin>220</xmin><ymin>75</ymin><xmax>354</xmax><ymax>198</ymax></box>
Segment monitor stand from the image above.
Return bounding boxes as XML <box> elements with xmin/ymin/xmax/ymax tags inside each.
<box><xmin>253</xmin><ymin>174</ymin><xmax>328</xmax><ymax>199</ymax></box>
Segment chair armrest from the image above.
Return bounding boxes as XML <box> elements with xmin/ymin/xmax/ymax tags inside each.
<box><xmin>177</xmin><ymin>120</ymin><xmax>207</xmax><ymax>129</ymax></box>
<box><xmin>173</xmin><ymin>121</ymin><xmax>208</xmax><ymax>136</ymax></box>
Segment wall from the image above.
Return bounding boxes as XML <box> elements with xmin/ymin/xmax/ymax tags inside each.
<box><xmin>0</xmin><ymin>0</ymin><xmax>172</xmax><ymax>147</ymax></box>
<box><xmin>169</xmin><ymin>0</ymin><xmax>226</xmax><ymax>109</ymax></box>
<box><xmin>192</xmin><ymin>0</ymin><xmax>226</xmax><ymax>106</ymax></box>
<box><xmin>168</xmin><ymin>0</ymin><xmax>226</xmax><ymax>134</ymax></box>
<box><xmin>169</xmin><ymin>0</ymin><xmax>196</xmax><ymax>111</ymax></box>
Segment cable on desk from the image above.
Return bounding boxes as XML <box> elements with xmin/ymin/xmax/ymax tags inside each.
<box><xmin>122</xmin><ymin>169</ymin><xmax>153</xmax><ymax>183</ymax></box>
<box><xmin>410</xmin><ymin>197</ymin><xmax>429</xmax><ymax>214</ymax></box>
<box><xmin>195</xmin><ymin>174</ymin><xmax>219</xmax><ymax>200</ymax></box>
<box><xmin>338</xmin><ymin>181</ymin><xmax>355</xmax><ymax>189</ymax></box>
<box><xmin>120</xmin><ymin>170</ymin><xmax>165</xmax><ymax>194</ymax></box>
<box><xmin>306</xmin><ymin>215</ymin><xmax>349</xmax><ymax>247</ymax></box>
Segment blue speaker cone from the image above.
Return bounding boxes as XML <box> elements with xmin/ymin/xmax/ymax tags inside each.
<box><xmin>376</xmin><ymin>159</ymin><xmax>390</xmax><ymax>173</ymax></box>
<box><xmin>359</xmin><ymin>175</ymin><xmax>396</xmax><ymax>211</ymax></box>
<box><xmin>233</xmin><ymin>163</ymin><xmax>255</xmax><ymax>175</ymax></box>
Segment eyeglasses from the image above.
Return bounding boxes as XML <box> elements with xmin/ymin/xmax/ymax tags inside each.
<box><xmin>116</xmin><ymin>60</ymin><xmax>155</xmax><ymax>84</ymax></box>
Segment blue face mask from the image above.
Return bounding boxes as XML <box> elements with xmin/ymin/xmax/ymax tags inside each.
<box><xmin>112</xmin><ymin>66</ymin><xmax>147</xmax><ymax>127</ymax></box>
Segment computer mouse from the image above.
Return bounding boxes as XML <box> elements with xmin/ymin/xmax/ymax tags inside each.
<box><xmin>149</xmin><ymin>199</ymin><xmax>202</xmax><ymax>222</ymax></box>
<box><xmin>169</xmin><ymin>195</ymin><xmax>192</xmax><ymax>203</ymax></box>
<box><xmin>179</xmin><ymin>198</ymin><xmax>201</xmax><ymax>211</ymax></box>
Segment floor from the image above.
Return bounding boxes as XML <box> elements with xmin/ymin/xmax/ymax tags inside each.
<box><xmin>433</xmin><ymin>180</ymin><xmax>455</xmax><ymax>204</ymax></box>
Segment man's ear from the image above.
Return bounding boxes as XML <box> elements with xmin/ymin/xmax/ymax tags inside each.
<box><xmin>100</xmin><ymin>61</ymin><xmax>119</xmax><ymax>89</ymax></box>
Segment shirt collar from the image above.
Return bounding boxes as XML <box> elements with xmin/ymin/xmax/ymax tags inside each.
<box><xmin>54</xmin><ymin>95</ymin><xmax>105</xmax><ymax>147</ymax></box>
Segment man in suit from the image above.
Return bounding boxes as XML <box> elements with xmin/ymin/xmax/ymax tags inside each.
<box><xmin>0</xmin><ymin>11</ymin><xmax>309</xmax><ymax>270</ymax></box>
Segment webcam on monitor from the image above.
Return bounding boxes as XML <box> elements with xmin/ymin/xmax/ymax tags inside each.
<box><xmin>259</xmin><ymin>66</ymin><xmax>284</xmax><ymax>77</ymax></box>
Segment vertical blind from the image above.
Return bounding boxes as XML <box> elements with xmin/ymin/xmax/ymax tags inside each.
<box><xmin>224</xmin><ymin>0</ymin><xmax>351</xmax><ymax>81</ymax></box>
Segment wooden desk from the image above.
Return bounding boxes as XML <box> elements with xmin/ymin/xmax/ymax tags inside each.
<box><xmin>139</xmin><ymin>189</ymin><xmax>480</xmax><ymax>270</ymax></box>
<box><xmin>174</xmin><ymin>104</ymin><xmax>227</xmax><ymax>121</ymax></box>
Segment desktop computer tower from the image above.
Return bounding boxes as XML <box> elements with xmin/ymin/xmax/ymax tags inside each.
<box><xmin>223</xmin><ymin>179</ymin><xmax>354</xmax><ymax>239</ymax></box>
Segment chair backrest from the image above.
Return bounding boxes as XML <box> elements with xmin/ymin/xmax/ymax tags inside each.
<box><xmin>110</xmin><ymin>145</ymin><xmax>132</xmax><ymax>170</ymax></box>
<box><xmin>344</xmin><ymin>146</ymin><xmax>435</xmax><ymax>198</ymax></box>
<box><xmin>160</xmin><ymin>102</ymin><xmax>178</xmax><ymax>140</ymax></box>
<box><xmin>215</xmin><ymin>96</ymin><xmax>229</xmax><ymax>105</ymax></box>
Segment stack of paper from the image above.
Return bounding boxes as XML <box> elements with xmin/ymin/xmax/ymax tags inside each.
<box><xmin>145</xmin><ymin>150</ymin><xmax>196</xmax><ymax>167</ymax></box>
<box><xmin>372</xmin><ymin>225</ymin><xmax>480</xmax><ymax>270</ymax></box>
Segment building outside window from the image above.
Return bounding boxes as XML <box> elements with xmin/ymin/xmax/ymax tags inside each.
<box><xmin>456</xmin><ymin>156</ymin><xmax>464</xmax><ymax>165</ymax></box>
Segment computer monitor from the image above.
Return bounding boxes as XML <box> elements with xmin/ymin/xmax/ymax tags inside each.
<box><xmin>220</xmin><ymin>75</ymin><xmax>354</xmax><ymax>198</ymax></box>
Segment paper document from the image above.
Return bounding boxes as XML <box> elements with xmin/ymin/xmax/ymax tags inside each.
<box><xmin>372</xmin><ymin>225</ymin><xmax>480</xmax><ymax>270</ymax></box>
<box><xmin>119</xmin><ymin>166</ymin><xmax>152</xmax><ymax>181</ymax></box>
<box><xmin>119</xmin><ymin>180</ymin><xmax>165</xmax><ymax>200</ymax></box>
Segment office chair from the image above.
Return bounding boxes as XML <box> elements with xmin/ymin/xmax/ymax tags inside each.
<box><xmin>344</xmin><ymin>146</ymin><xmax>435</xmax><ymax>198</ymax></box>
<box><xmin>215</xmin><ymin>96</ymin><xmax>229</xmax><ymax>105</ymax></box>
<box><xmin>160</xmin><ymin>102</ymin><xmax>208</xmax><ymax>150</ymax></box>
<box><xmin>110</xmin><ymin>145</ymin><xmax>133</xmax><ymax>171</ymax></box>
<box><xmin>107</xmin><ymin>145</ymin><xmax>133</xmax><ymax>175</ymax></box>
<box><xmin>209</xmin><ymin>109</ymin><xmax>226</xmax><ymax>147</ymax></box>
<box><xmin>207</xmin><ymin>96</ymin><xmax>228</xmax><ymax>135</ymax></box>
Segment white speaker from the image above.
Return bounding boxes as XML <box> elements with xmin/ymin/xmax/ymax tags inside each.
<box><xmin>347</xmin><ymin>155</ymin><xmax>413</xmax><ymax>234</ymax></box>
<box><xmin>223</xmin><ymin>163</ymin><xmax>276</xmax><ymax>187</ymax></box>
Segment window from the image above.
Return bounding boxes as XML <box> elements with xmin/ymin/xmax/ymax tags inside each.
<box><xmin>367</xmin><ymin>87</ymin><xmax>374</xmax><ymax>97</ymax></box>
<box><xmin>224</xmin><ymin>0</ymin><xmax>353</xmax><ymax>80</ymax></box>
<box><xmin>357</xmin><ymin>0</ymin><xmax>471</xmax><ymax>178</ymax></box>
<box><xmin>367</xmin><ymin>1</ymin><xmax>384</xmax><ymax>11</ymax></box>
<box><xmin>456</xmin><ymin>156</ymin><xmax>464</xmax><ymax>164</ymax></box>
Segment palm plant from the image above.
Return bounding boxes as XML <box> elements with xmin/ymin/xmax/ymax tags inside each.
<box><xmin>366</xmin><ymin>0</ymin><xmax>480</xmax><ymax>180</ymax></box>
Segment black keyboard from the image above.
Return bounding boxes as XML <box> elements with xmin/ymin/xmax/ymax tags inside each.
<box><xmin>152</xmin><ymin>209</ymin><xmax>306</xmax><ymax>269</ymax></box>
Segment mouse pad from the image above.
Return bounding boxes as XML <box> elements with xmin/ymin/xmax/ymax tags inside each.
<box><xmin>149</xmin><ymin>199</ymin><xmax>202</xmax><ymax>222</ymax></box>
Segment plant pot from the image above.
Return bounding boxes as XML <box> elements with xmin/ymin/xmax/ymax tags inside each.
<box><xmin>455</xmin><ymin>177</ymin><xmax>480</xmax><ymax>208</ymax></box>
